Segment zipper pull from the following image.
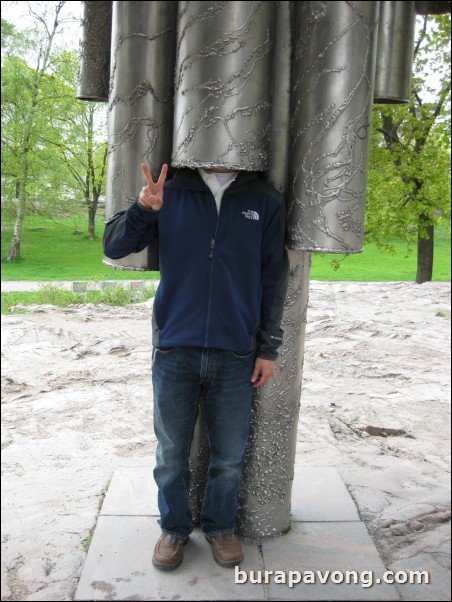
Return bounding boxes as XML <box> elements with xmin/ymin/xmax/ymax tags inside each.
<box><xmin>209</xmin><ymin>238</ymin><xmax>216</xmax><ymax>259</ymax></box>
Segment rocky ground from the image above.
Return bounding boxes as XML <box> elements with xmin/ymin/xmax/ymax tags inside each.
<box><xmin>1</xmin><ymin>281</ymin><xmax>450</xmax><ymax>601</ymax></box>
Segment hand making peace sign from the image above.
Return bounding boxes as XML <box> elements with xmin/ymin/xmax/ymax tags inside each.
<box><xmin>138</xmin><ymin>163</ymin><xmax>168</xmax><ymax>211</ymax></box>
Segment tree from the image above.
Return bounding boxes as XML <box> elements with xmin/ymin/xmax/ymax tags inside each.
<box><xmin>2</xmin><ymin>1</ymin><xmax>72</xmax><ymax>261</ymax></box>
<box><xmin>60</xmin><ymin>101</ymin><xmax>107</xmax><ymax>240</ymax></box>
<box><xmin>367</xmin><ymin>15</ymin><xmax>451</xmax><ymax>283</ymax></box>
<box><xmin>1</xmin><ymin>3</ymin><xmax>108</xmax><ymax>252</ymax></box>
<box><xmin>45</xmin><ymin>50</ymin><xmax>108</xmax><ymax>239</ymax></box>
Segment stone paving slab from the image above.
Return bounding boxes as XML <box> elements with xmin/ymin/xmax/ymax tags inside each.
<box><xmin>100</xmin><ymin>466</ymin><xmax>158</xmax><ymax>516</ymax></box>
<box><xmin>388</xmin><ymin>553</ymin><xmax>450</xmax><ymax>602</ymax></box>
<box><xmin>262</xmin><ymin>522</ymin><xmax>399</xmax><ymax>601</ymax></box>
<box><xmin>291</xmin><ymin>466</ymin><xmax>360</xmax><ymax>522</ymax></box>
<box><xmin>75</xmin><ymin>517</ymin><xmax>265</xmax><ymax>601</ymax></box>
<box><xmin>100</xmin><ymin>465</ymin><xmax>359</xmax><ymax>521</ymax></box>
<box><xmin>75</xmin><ymin>467</ymin><xmax>401</xmax><ymax>601</ymax></box>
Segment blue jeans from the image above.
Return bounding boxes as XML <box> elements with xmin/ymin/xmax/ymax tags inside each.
<box><xmin>152</xmin><ymin>346</ymin><xmax>255</xmax><ymax>539</ymax></box>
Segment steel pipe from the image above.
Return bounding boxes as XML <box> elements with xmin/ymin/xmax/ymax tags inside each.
<box><xmin>237</xmin><ymin>1</ymin><xmax>307</xmax><ymax>539</ymax></box>
<box><xmin>172</xmin><ymin>1</ymin><xmax>276</xmax><ymax>171</ymax></box>
<box><xmin>103</xmin><ymin>1</ymin><xmax>178</xmax><ymax>270</ymax></box>
<box><xmin>374</xmin><ymin>2</ymin><xmax>416</xmax><ymax>104</ymax></box>
<box><xmin>415</xmin><ymin>1</ymin><xmax>451</xmax><ymax>13</ymax></box>
<box><xmin>76</xmin><ymin>1</ymin><xmax>112</xmax><ymax>102</ymax></box>
<box><xmin>286</xmin><ymin>1</ymin><xmax>380</xmax><ymax>254</ymax></box>
<box><xmin>237</xmin><ymin>251</ymin><xmax>311</xmax><ymax>538</ymax></box>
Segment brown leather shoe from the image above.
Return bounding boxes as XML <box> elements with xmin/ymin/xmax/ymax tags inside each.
<box><xmin>152</xmin><ymin>533</ymin><xmax>188</xmax><ymax>570</ymax></box>
<box><xmin>206</xmin><ymin>533</ymin><xmax>243</xmax><ymax>567</ymax></box>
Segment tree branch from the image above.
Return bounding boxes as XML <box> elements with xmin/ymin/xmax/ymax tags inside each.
<box><xmin>413</xmin><ymin>17</ymin><xmax>428</xmax><ymax>58</ymax></box>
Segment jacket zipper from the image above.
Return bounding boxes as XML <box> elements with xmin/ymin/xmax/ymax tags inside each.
<box><xmin>204</xmin><ymin>192</ymin><xmax>223</xmax><ymax>346</ymax></box>
<box><xmin>209</xmin><ymin>238</ymin><xmax>215</xmax><ymax>259</ymax></box>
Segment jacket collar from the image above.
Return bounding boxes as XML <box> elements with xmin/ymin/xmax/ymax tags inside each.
<box><xmin>166</xmin><ymin>168</ymin><xmax>262</xmax><ymax>193</ymax></box>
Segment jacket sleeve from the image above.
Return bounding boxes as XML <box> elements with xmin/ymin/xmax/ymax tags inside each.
<box><xmin>257</xmin><ymin>196</ymin><xmax>289</xmax><ymax>360</ymax></box>
<box><xmin>102</xmin><ymin>199</ymin><xmax>159</xmax><ymax>260</ymax></box>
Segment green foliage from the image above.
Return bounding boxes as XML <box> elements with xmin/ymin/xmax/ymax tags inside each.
<box><xmin>1</xmin><ymin>14</ymin><xmax>70</xmax><ymax>205</ymax></box>
<box><xmin>366</xmin><ymin>15</ymin><xmax>451</xmax><ymax>268</ymax></box>
<box><xmin>1</xmin><ymin>4</ymin><xmax>108</xmax><ymax>261</ymax></box>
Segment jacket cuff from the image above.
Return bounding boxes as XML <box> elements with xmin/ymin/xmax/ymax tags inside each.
<box><xmin>257</xmin><ymin>329</ymin><xmax>284</xmax><ymax>360</ymax></box>
<box><xmin>129</xmin><ymin>198</ymin><xmax>161</xmax><ymax>222</ymax></box>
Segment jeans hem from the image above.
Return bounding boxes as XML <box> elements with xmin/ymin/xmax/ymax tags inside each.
<box><xmin>161</xmin><ymin>528</ymin><xmax>191</xmax><ymax>541</ymax></box>
<box><xmin>203</xmin><ymin>528</ymin><xmax>236</xmax><ymax>538</ymax></box>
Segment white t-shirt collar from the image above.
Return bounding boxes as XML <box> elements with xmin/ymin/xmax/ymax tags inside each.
<box><xmin>198</xmin><ymin>168</ymin><xmax>238</xmax><ymax>213</ymax></box>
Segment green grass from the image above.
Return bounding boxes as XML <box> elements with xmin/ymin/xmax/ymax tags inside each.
<box><xmin>1</xmin><ymin>213</ymin><xmax>450</xmax><ymax>282</ymax></box>
<box><xmin>310</xmin><ymin>226</ymin><xmax>450</xmax><ymax>281</ymax></box>
<box><xmin>1</xmin><ymin>214</ymin><xmax>159</xmax><ymax>281</ymax></box>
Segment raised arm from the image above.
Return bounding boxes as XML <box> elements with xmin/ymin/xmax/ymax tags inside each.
<box><xmin>102</xmin><ymin>163</ymin><xmax>168</xmax><ymax>259</ymax></box>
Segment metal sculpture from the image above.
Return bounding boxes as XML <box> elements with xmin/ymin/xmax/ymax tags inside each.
<box><xmin>286</xmin><ymin>1</ymin><xmax>380</xmax><ymax>255</ymax></box>
<box><xmin>172</xmin><ymin>1</ymin><xmax>276</xmax><ymax>171</ymax></box>
<box><xmin>103</xmin><ymin>1</ymin><xmax>178</xmax><ymax>270</ymax></box>
<box><xmin>77</xmin><ymin>1</ymin><xmax>112</xmax><ymax>102</ymax></box>
<box><xmin>374</xmin><ymin>1</ymin><xmax>416</xmax><ymax>103</ymax></box>
<box><xmin>77</xmin><ymin>0</ymin><xmax>448</xmax><ymax>539</ymax></box>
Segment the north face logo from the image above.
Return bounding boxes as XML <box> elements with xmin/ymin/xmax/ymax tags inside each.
<box><xmin>242</xmin><ymin>210</ymin><xmax>259</xmax><ymax>221</ymax></box>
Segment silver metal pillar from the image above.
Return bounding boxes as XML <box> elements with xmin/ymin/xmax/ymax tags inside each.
<box><xmin>76</xmin><ymin>1</ymin><xmax>112</xmax><ymax>102</ymax></box>
<box><xmin>103</xmin><ymin>1</ymin><xmax>178</xmax><ymax>270</ymax></box>
<box><xmin>374</xmin><ymin>2</ymin><xmax>416</xmax><ymax>103</ymax></box>
<box><xmin>237</xmin><ymin>1</ymin><xmax>311</xmax><ymax>539</ymax></box>
<box><xmin>415</xmin><ymin>1</ymin><xmax>452</xmax><ymax>13</ymax></box>
<box><xmin>172</xmin><ymin>1</ymin><xmax>276</xmax><ymax>171</ymax></box>
<box><xmin>237</xmin><ymin>251</ymin><xmax>311</xmax><ymax>538</ymax></box>
<box><xmin>286</xmin><ymin>1</ymin><xmax>380</xmax><ymax>254</ymax></box>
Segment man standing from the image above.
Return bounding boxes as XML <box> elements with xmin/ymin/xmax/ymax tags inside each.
<box><xmin>103</xmin><ymin>162</ymin><xmax>288</xmax><ymax>570</ymax></box>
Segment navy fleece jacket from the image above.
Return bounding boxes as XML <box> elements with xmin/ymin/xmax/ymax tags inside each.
<box><xmin>103</xmin><ymin>169</ymin><xmax>289</xmax><ymax>359</ymax></box>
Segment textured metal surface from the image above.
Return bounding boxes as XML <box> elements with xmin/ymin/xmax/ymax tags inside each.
<box><xmin>188</xmin><ymin>396</ymin><xmax>210</xmax><ymax>525</ymax></box>
<box><xmin>82</xmin><ymin>0</ymin><xmax>426</xmax><ymax>539</ymax></box>
<box><xmin>265</xmin><ymin>1</ymin><xmax>292</xmax><ymax>194</ymax></box>
<box><xmin>415</xmin><ymin>1</ymin><xmax>451</xmax><ymax>13</ymax></box>
<box><xmin>237</xmin><ymin>251</ymin><xmax>311</xmax><ymax>539</ymax></box>
<box><xmin>172</xmin><ymin>1</ymin><xmax>276</xmax><ymax>171</ymax></box>
<box><xmin>103</xmin><ymin>1</ymin><xmax>178</xmax><ymax>270</ymax></box>
<box><xmin>374</xmin><ymin>2</ymin><xmax>416</xmax><ymax>104</ymax></box>
<box><xmin>237</xmin><ymin>4</ymin><xmax>311</xmax><ymax>537</ymax></box>
<box><xmin>76</xmin><ymin>1</ymin><xmax>112</xmax><ymax>102</ymax></box>
<box><xmin>286</xmin><ymin>1</ymin><xmax>380</xmax><ymax>254</ymax></box>
<box><xmin>187</xmin><ymin>2</ymin><xmax>311</xmax><ymax>538</ymax></box>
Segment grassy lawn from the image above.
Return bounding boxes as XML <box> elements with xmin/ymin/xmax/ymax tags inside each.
<box><xmin>311</xmin><ymin>225</ymin><xmax>451</xmax><ymax>281</ymax></box>
<box><xmin>1</xmin><ymin>214</ymin><xmax>159</xmax><ymax>281</ymax></box>
<box><xmin>1</xmin><ymin>213</ymin><xmax>450</xmax><ymax>282</ymax></box>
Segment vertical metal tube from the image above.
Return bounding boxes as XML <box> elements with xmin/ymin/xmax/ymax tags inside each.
<box><xmin>187</xmin><ymin>1</ymin><xmax>312</xmax><ymax>539</ymax></box>
<box><xmin>374</xmin><ymin>2</ymin><xmax>416</xmax><ymax>103</ymax></box>
<box><xmin>187</xmin><ymin>0</ymin><xmax>277</xmax><ymax>525</ymax></box>
<box><xmin>237</xmin><ymin>251</ymin><xmax>311</xmax><ymax>538</ymax></box>
<box><xmin>415</xmin><ymin>1</ymin><xmax>452</xmax><ymax>13</ymax></box>
<box><xmin>76</xmin><ymin>1</ymin><xmax>112</xmax><ymax>102</ymax></box>
<box><xmin>286</xmin><ymin>1</ymin><xmax>380</xmax><ymax>254</ymax></box>
<box><xmin>265</xmin><ymin>0</ymin><xmax>292</xmax><ymax>194</ymax></box>
<box><xmin>172</xmin><ymin>1</ymin><xmax>276</xmax><ymax>171</ymax></box>
<box><xmin>103</xmin><ymin>1</ymin><xmax>178</xmax><ymax>270</ymax></box>
<box><xmin>236</xmin><ymin>1</ymin><xmax>311</xmax><ymax>539</ymax></box>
